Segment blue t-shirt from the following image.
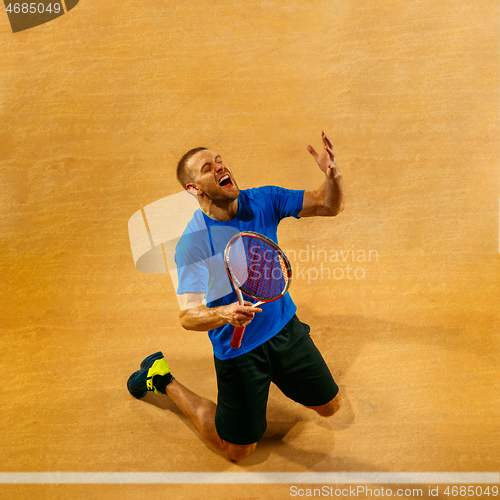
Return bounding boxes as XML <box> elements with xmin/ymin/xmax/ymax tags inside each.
<box><xmin>175</xmin><ymin>186</ymin><xmax>304</xmax><ymax>360</ymax></box>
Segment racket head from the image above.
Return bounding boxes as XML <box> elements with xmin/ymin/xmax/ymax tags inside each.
<box><xmin>224</xmin><ymin>231</ymin><xmax>292</xmax><ymax>302</ymax></box>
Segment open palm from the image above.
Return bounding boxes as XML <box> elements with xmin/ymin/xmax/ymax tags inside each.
<box><xmin>306</xmin><ymin>130</ymin><xmax>339</xmax><ymax>179</ymax></box>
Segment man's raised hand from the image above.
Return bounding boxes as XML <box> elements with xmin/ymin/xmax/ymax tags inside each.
<box><xmin>306</xmin><ymin>130</ymin><xmax>341</xmax><ymax>180</ymax></box>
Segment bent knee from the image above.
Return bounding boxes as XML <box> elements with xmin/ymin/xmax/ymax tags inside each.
<box><xmin>309</xmin><ymin>392</ymin><xmax>341</xmax><ymax>417</ymax></box>
<box><xmin>223</xmin><ymin>442</ymin><xmax>257</xmax><ymax>461</ymax></box>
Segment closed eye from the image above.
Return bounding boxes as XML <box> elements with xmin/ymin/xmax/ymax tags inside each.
<box><xmin>201</xmin><ymin>156</ymin><xmax>222</xmax><ymax>173</ymax></box>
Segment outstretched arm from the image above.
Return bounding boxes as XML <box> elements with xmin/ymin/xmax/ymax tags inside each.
<box><xmin>298</xmin><ymin>131</ymin><xmax>345</xmax><ymax>217</ymax></box>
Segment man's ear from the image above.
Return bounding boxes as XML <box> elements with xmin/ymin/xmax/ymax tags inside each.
<box><xmin>186</xmin><ymin>183</ymin><xmax>202</xmax><ymax>196</ymax></box>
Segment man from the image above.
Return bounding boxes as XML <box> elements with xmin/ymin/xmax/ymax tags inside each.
<box><xmin>127</xmin><ymin>131</ymin><xmax>345</xmax><ymax>461</ymax></box>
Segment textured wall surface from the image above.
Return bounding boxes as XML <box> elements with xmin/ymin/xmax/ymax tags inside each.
<box><xmin>0</xmin><ymin>0</ymin><xmax>498</xmax><ymax>498</ymax></box>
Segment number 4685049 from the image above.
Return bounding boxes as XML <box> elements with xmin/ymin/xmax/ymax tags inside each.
<box><xmin>6</xmin><ymin>3</ymin><xmax>62</xmax><ymax>14</ymax></box>
<box><xmin>443</xmin><ymin>486</ymin><xmax>498</xmax><ymax>497</ymax></box>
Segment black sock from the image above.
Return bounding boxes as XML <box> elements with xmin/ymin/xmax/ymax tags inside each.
<box><xmin>152</xmin><ymin>373</ymin><xmax>174</xmax><ymax>394</ymax></box>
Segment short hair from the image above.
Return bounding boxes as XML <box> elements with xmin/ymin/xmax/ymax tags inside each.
<box><xmin>176</xmin><ymin>147</ymin><xmax>207</xmax><ymax>190</ymax></box>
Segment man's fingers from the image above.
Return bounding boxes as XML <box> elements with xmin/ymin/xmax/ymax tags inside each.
<box><xmin>307</xmin><ymin>145</ymin><xmax>319</xmax><ymax>159</ymax></box>
<box><xmin>322</xmin><ymin>131</ymin><xmax>334</xmax><ymax>148</ymax></box>
<box><xmin>241</xmin><ymin>301</ymin><xmax>262</xmax><ymax>311</ymax></box>
<box><xmin>239</xmin><ymin>306</ymin><xmax>262</xmax><ymax>314</ymax></box>
<box><xmin>232</xmin><ymin>305</ymin><xmax>262</xmax><ymax>326</ymax></box>
<box><xmin>234</xmin><ymin>304</ymin><xmax>262</xmax><ymax>317</ymax></box>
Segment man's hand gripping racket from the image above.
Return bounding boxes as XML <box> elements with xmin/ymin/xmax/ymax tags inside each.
<box><xmin>224</xmin><ymin>231</ymin><xmax>292</xmax><ymax>349</ymax></box>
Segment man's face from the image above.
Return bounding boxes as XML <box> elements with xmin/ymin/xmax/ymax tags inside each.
<box><xmin>186</xmin><ymin>150</ymin><xmax>240</xmax><ymax>201</ymax></box>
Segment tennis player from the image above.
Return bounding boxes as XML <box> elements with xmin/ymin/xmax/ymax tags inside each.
<box><xmin>128</xmin><ymin>131</ymin><xmax>345</xmax><ymax>461</ymax></box>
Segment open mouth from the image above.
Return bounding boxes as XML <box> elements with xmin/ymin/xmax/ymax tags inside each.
<box><xmin>218</xmin><ymin>174</ymin><xmax>233</xmax><ymax>188</ymax></box>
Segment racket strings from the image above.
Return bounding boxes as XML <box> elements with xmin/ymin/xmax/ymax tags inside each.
<box><xmin>227</xmin><ymin>235</ymin><xmax>289</xmax><ymax>301</ymax></box>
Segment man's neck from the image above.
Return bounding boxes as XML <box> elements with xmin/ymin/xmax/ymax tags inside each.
<box><xmin>199</xmin><ymin>197</ymin><xmax>239</xmax><ymax>221</ymax></box>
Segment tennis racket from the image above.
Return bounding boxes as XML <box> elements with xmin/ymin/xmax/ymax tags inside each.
<box><xmin>224</xmin><ymin>231</ymin><xmax>292</xmax><ymax>349</ymax></box>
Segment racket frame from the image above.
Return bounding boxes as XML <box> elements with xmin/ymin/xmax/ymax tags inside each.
<box><xmin>223</xmin><ymin>231</ymin><xmax>292</xmax><ymax>348</ymax></box>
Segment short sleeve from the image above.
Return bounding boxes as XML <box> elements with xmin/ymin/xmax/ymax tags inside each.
<box><xmin>174</xmin><ymin>224</ymin><xmax>236</xmax><ymax>302</ymax></box>
<box><xmin>174</xmin><ymin>230</ymin><xmax>210</xmax><ymax>295</ymax></box>
<box><xmin>262</xmin><ymin>186</ymin><xmax>304</xmax><ymax>221</ymax></box>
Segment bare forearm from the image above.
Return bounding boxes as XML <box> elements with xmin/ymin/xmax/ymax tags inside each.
<box><xmin>179</xmin><ymin>304</ymin><xmax>227</xmax><ymax>331</ymax></box>
<box><xmin>307</xmin><ymin>174</ymin><xmax>345</xmax><ymax>217</ymax></box>
<box><xmin>178</xmin><ymin>301</ymin><xmax>262</xmax><ymax>331</ymax></box>
<box><xmin>321</xmin><ymin>172</ymin><xmax>345</xmax><ymax>216</ymax></box>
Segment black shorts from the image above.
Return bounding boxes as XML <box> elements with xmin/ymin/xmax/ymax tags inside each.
<box><xmin>214</xmin><ymin>314</ymin><xmax>339</xmax><ymax>446</ymax></box>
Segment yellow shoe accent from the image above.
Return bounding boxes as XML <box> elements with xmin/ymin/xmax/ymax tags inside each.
<box><xmin>146</xmin><ymin>358</ymin><xmax>171</xmax><ymax>395</ymax></box>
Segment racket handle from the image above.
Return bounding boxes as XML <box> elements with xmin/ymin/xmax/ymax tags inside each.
<box><xmin>230</xmin><ymin>326</ymin><xmax>246</xmax><ymax>349</ymax></box>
